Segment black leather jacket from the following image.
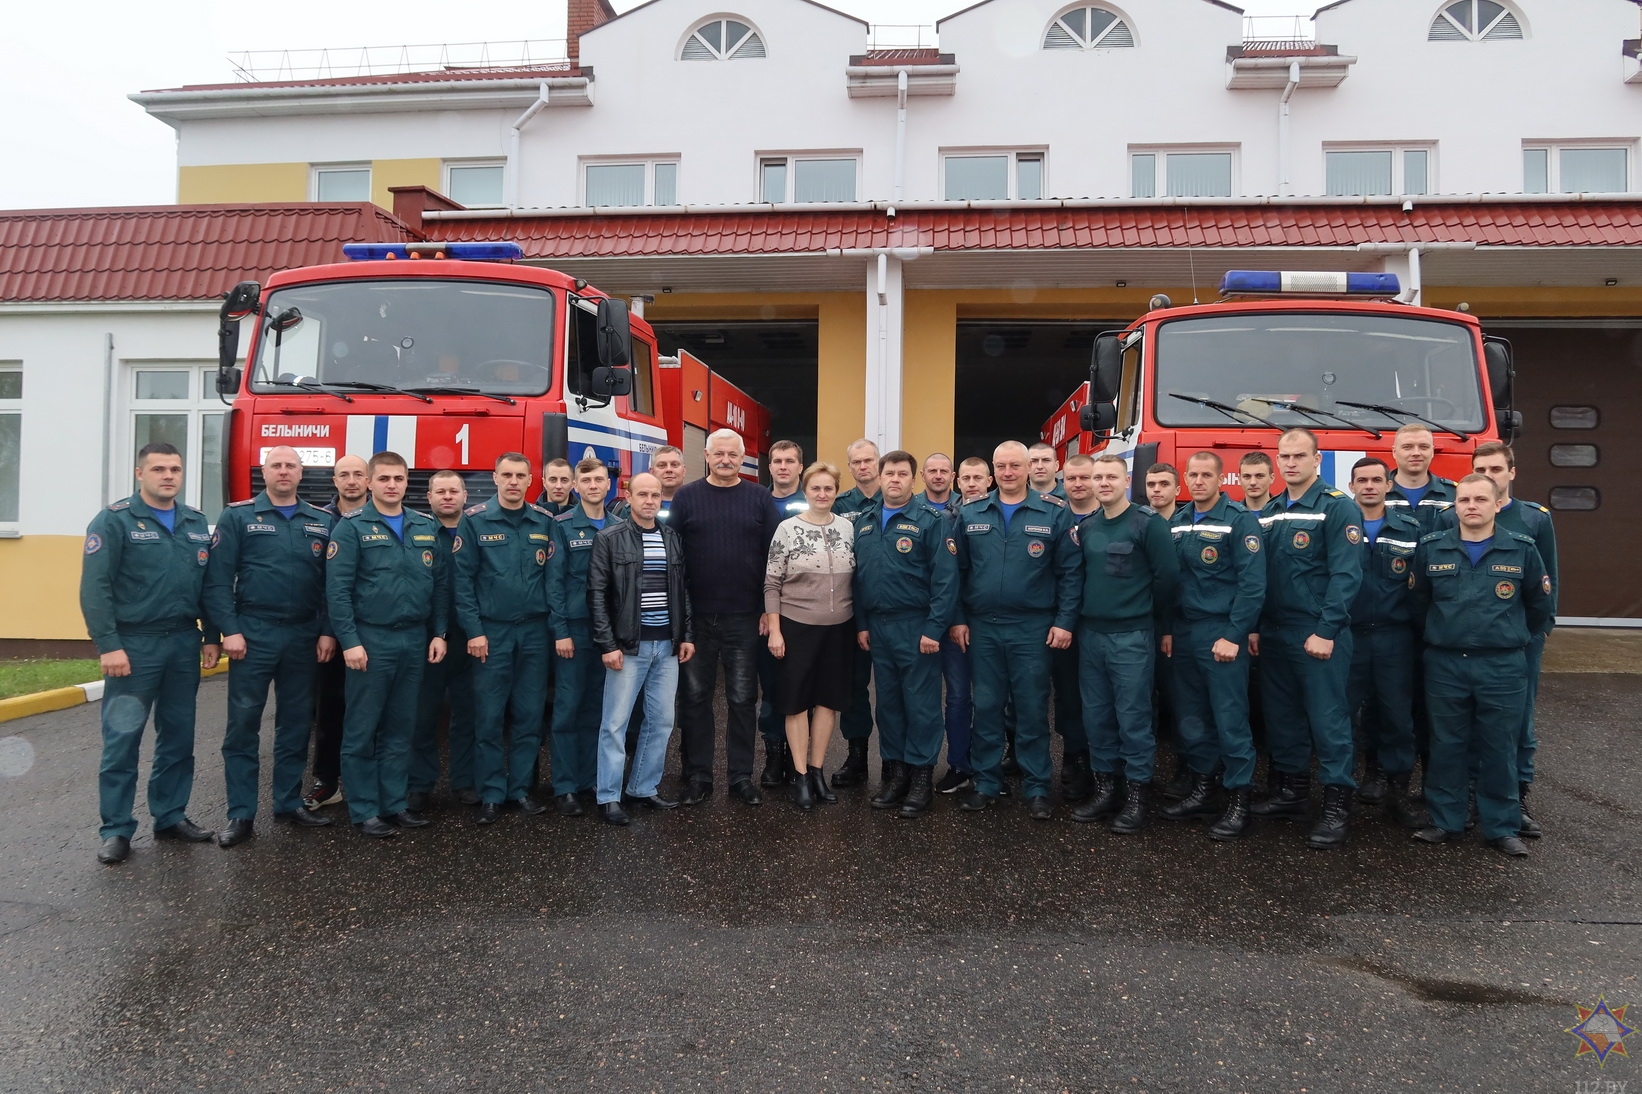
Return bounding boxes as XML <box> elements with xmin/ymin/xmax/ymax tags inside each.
<box><xmin>588</xmin><ymin>518</ymin><xmax>693</xmax><ymax>655</ymax></box>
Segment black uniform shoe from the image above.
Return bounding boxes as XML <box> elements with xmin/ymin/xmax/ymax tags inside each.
<box><xmin>899</xmin><ymin>766</ymin><xmax>934</xmax><ymax>818</ymax></box>
<box><xmin>1250</xmin><ymin>771</ymin><xmax>1310</xmax><ymax>818</ymax></box>
<box><xmin>1356</xmin><ymin>761</ymin><xmax>1388</xmax><ymax>805</ymax></box>
<box><xmin>1110</xmin><ymin>784</ymin><xmax>1149</xmax><ymax>834</ymax></box>
<box><xmin>1411</xmin><ymin>826</ymin><xmax>1455</xmax><ymax>844</ymax></box>
<box><xmin>406</xmin><ymin>790</ymin><xmax>431</xmax><ymax>813</ymax></box>
<box><xmin>510</xmin><ymin>796</ymin><xmax>547</xmax><ymax>816</ymax></box>
<box><xmin>1383</xmin><ymin>773</ymin><xmax>1429</xmax><ymax>830</ymax></box>
<box><xmin>729</xmin><ymin>779</ymin><xmax>763</xmax><ymax>805</ymax></box>
<box><xmin>1061</xmin><ymin>750</ymin><xmax>1094</xmax><ymax>804</ymax></box>
<box><xmin>476</xmin><ymin>802</ymin><xmax>502</xmax><ymax>825</ymax></box>
<box><xmin>935</xmin><ymin>768</ymin><xmax>973</xmax><ymax>794</ymax></box>
<box><xmin>1070</xmin><ymin>771</ymin><xmax>1122</xmax><ymax>824</ymax></box>
<box><xmin>97</xmin><ymin>836</ymin><xmax>131</xmax><ymax>864</ymax></box>
<box><xmin>1160</xmin><ymin>761</ymin><xmax>1194</xmax><ymax>801</ymax></box>
<box><xmin>809</xmin><ymin>770</ymin><xmax>837</xmax><ymax>805</ymax></box>
<box><xmin>154</xmin><ymin>818</ymin><xmax>214</xmax><ymax>843</ymax></box>
<box><xmin>791</xmin><ymin>768</ymin><xmax>815</xmax><ymax>811</ymax></box>
<box><xmin>1160</xmin><ymin>773</ymin><xmax>1222</xmax><ymax>822</ymax></box>
<box><xmin>1000</xmin><ymin>740</ymin><xmax>1022</xmax><ymax>779</ymax></box>
<box><xmin>1306</xmin><ymin>785</ymin><xmax>1352</xmax><ymax>850</ymax></box>
<box><xmin>870</xmin><ymin>761</ymin><xmax>911</xmax><ymax>809</ymax></box>
<box><xmin>355</xmin><ymin>817</ymin><xmax>398</xmax><ymax>839</ymax></box>
<box><xmin>1025</xmin><ymin>796</ymin><xmax>1053</xmax><ymax>821</ymax></box>
<box><xmin>1464</xmin><ymin>788</ymin><xmax>1479</xmax><ymax>831</ymax></box>
<box><xmin>831</xmin><ymin>740</ymin><xmax>870</xmax><ymax>788</ymax></box>
<box><xmin>1208</xmin><ymin>786</ymin><xmax>1253</xmax><ymax>841</ymax></box>
<box><xmin>455</xmin><ymin>787</ymin><xmax>481</xmax><ymax>807</ymax></box>
<box><xmin>1489</xmin><ymin>834</ymin><xmax>1529</xmax><ymax>857</ymax></box>
<box><xmin>958</xmin><ymin>789</ymin><xmax>995</xmax><ymax>812</ymax></box>
<box><xmin>760</xmin><ymin>743</ymin><xmax>790</xmax><ymax>788</ymax></box>
<box><xmin>384</xmin><ymin>811</ymin><xmax>430</xmax><ymax>829</ymax></box>
<box><xmin>1518</xmin><ymin>782</ymin><xmax>1542</xmax><ymax>839</ymax></box>
<box><xmin>677</xmin><ymin>781</ymin><xmax>712</xmax><ymax>806</ymax></box>
<box><xmin>217</xmin><ymin>818</ymin><xmax>254</xmax><ymax>848</ymax></box>
<box><xmin>601</xmin><ymin>802</ymin><xmax>631</xmax><ymax>827</ymax></box>
<box><xmin>624</xmin><ymin>794</ymin><xmax>678</xmax><ymax>810</ymax></box>
<box><xmin>556</xmin><ymin>793</ymin><xmax>586</xmax><ymax>817</ymax></box>
<box><xmin>275</xmin><ymin>809</ymin><xmax>332</xmax><ymax>827</ymax></box>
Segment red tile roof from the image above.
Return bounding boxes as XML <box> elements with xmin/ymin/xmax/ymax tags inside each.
<box><xmin>849</xmin><ymin>49</ymin><xmax>955</xmax><ymax>65</ymax></box>
<box><xmin>429</xmin><ymin>200</ymin><xmax>1642</xmax><ymax>257</ymax></box>
<box><xmin>0</xmin><ymin>204</ymin><xmax>419</xmax><ymax>303</ymax></box>
<box><xmin>143</xmin><ymin>65</ymin><xmax>581</xmax><ymax>95</ymax></box>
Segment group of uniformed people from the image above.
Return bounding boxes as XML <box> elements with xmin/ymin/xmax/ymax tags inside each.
<box><xmin>81</xmin><ymin>418</ymin><xmax>1556</xmax><ymax>865</ymax></box>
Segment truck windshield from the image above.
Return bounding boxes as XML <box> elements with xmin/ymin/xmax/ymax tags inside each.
<box><xmin>1153</xmin><ymin>311</ymin><xmax>1485</xmax><ymax>433</ymax></box>
<box><xmin>249</xmin><ymin>279</ymin><xmax>556</xmax><ymax>397</ymax></box>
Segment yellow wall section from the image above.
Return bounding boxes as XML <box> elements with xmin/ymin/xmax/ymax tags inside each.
<box><xmin>178</xmin><ymin>163</ymin><xmax>308</xmax><ymax>204</ymax></box>
<box><xmin>370</xmin><ymin>159</ymin><xmax>442</xmax><ymax>209</ymax></box>
<box><xmin>900</xmin><ymin>294</ymin><xmax>958</xmax><ymax>461</ymax></box>
<box><xmin>0</xmin><ymin>538</ymin><xmax>90</xmax><ymax>641</ymax></box>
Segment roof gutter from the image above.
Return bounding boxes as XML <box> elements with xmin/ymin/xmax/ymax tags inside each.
<box><xmin>507</xmin><ymin>83</ymin><xmax>554</xmax><ymax>209</ymax></box>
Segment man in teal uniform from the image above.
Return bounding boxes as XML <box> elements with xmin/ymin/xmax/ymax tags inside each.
<box><xmin>831</xmin><ymin>438</ymin><xmax>882</xmax><ymax>787</ymax></box>
<box><xmin>853</xmin><ymin>449</ymin><xmax>960</xmax><ymax>818</ymax></box>
<box><xmin>1252</xmin><ymin>428</ymin><xmax>1364</xmax><ymax>850</ymax></box>
<box><xmin>409</xmin><ymin>470</ymin><xmax>475</xmax><ymax>810</ymax></box>
<box><xmin>1158</xmin><ymin>452</ymin><xmax>1266</xmax><ymax>840</ymax></box>
<box><xmin>548</xmin><ymin>458</ymin><xmax>622</xmax><ymax>815</ymax></box>
<box><xmin>1385</xmin><ymin>424</ymin><xmax>1457</xmax><ymax>534</ymax></box>
<box><xmin>206</xmin><ymin>445</ymin><xmax>335</xmax><ymax>848</ymax></box>
<box><xmin>325</xmin><ymin>451</ymin><xmax>449</xmax><ymax>838</ymax></box>
<box><xmin>456</xmin><ymin>453</ymin><xmax>557</xmax><ymax>824</ymax></box>
<box><xmin>80</xmin><ymin>442</ymin><xmax>221</xmax><ymax>864</ymax></box>
<box><xmin>950</xmin><ymin>440</ymin><xmax>1083</xmax><ymax>819</ymax></box>
<box><xmin>1410</xmin><ymin>473</ymin><xmax>1552</xmax><ymax>857</ymax></box>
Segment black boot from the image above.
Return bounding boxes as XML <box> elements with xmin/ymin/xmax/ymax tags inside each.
<box><xmin>1356</xmin><ymin>759</ymin><xmax>1388</xmax><ymax>805</ymax></box>
<box><xmin>1307</xmin><ymin>784</ymin><xmax>1352</xmax><ymax>849</ymax></box>
<box><xmin>831</xmin><ymin>740</ymin><xmax>869</xmax><ymax>788</ymax></box>
<box><xmin>1518</xmin><ymin>781</ymin><xmax>1542</xmax><ymax>839</ymax></box>
<box><xmin>1160</xmin><ymin>759</ymin><xmax>1194</xmax><ymax>801</ymax></box>
<box><xmin>1250</xmin><ymin>770</ymin><xmax>1311</xmax><ymax>818</ymax></box>
<box><xmin>791</xmin><ymin>766</ymin><xmax>815</xmax><ymax>811</ymax></box>
<box><xmin>761</xmin><ymin>742</ymin><xmax>790</xmax><ymax>788</ymax></box>
<box><xmin>871</xmin><ymin>761</ymin><xmax>911</xmax><ymax>809</ymax></box>
<box><xmin>1384</xmin><ymin>772</ymin><xmax>1429</xmax><ymax>830</ymax></box>
<box><xmin>1069</xmin><ymin>771</ymin><xmax>1122</xmax><ymax>824</ymax></box>
<box><xmin>1110</xmin><ymin>783</ymin><xmax>1148</xmax><ymax>834</ymax></box>
<box><xmin>1061</xmin><ymin>750</ymin><xmax>1093</xmax><ymax>804</ymax></box>
<box><xmin>1000</xmin><ymin>738</ymin><xmax>1022</xmax><ymax>778</ymax></box>
<box><xmin>810</xmin><ymin>770</ymin><xmax>837</xmax><ymax>805</ymax></box>
<box><xmin>899</xmin><ymin>766</ymin><xmax>934</xmax><ymax>818</ymax></box>
<box><xmin>1208</xmin><ymin>786</ymin><xmax>1253</xmax><ymax>841</ymax></box>
<box><xmin>1159</xmin><ymin>773</ymin><xmax>1221</xmax><ymax>821</ymax></box>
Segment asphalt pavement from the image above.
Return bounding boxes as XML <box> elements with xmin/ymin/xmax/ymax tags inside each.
<box><xmin>1</xmin><ymin>667</ymin><xmax>1638</xmax><ymax>1092</ymax></box>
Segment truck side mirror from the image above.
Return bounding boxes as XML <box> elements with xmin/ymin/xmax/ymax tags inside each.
<box><xmin>590</xmin><ymin>366</ymin><xmax>633</xmax><ymax>398</ymax></box>
<box><xmin>1483</xmin><ymin>337</ymin><xmax>1513</xmax><ymax>407</ymax></box>
<box><xmin>596</xmin><ymin>297</ymin><xmax>632</xmax><ymax>367</ymax></box>
<box><xmin>1091</xmin><ymin>331</ymin><xmax>1123</xmax><ymax>403</ymax></box>
<box><xmin>216</xmin><ymin>280</ymin><xmax>261</xmax><ymax>400</ymax></box>
<box><xmin>1079</xmin><ymin>401</ymin><xmax>1117</xmax><ymax>435</ymax></box>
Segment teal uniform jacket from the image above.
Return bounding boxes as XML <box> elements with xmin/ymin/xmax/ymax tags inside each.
<box><xmin>1074</xmin><ymin>502</ymin><xmax>1179</xmax><ymax>632</ymax></box>
<box><xmin>1257</xmin><ymin>480</ymin><xmax>1364</xmax><ymax>640</ymax></box>
<box><xmin>1349</xmin><ymin>505</ymin><xmax>1423</xmax><ymax>628</ymax></box>
<box><xmin>833</xmin><ymin>486</ymin><xmax>880</xmax><ymax>523</ymax></box>
<box><xmin>1169</xmin><ymin>495</ymin><xmax>1266</xmax><ymax>643</ymax></box>
<box><xmin>203</xmin><ymin>493</ymin><xmax>333</xmax><ymax>634</ymax></box>
<box><xmin>452</xmin><ymin>500</ymin><xmax>555</xmax><ymax>634</ymax></box>
<box><xmin>1410</xmin><ymin>529</ymin><xmax>1553</xmax><ymax>650</ymax></box>
<box><xmin>1438</xmin><ymin>498</ymin><xmax>1557</xmax><ymax>634</ymax></box>
<box><xmin>81</xmin><ymin>494</ymin><xmax>218</xmax><ymax>652</ymax></box>
<box><xmin>852</xmin><ymin>499</ymin><xmax>960</xmax><ymax>642</ymax></box>
<box><xmin>954</xmin><ymin>491</ymin><xmax>1083</xmax><ymax>630</ymax></box>
<box><xmin>549</xmin><ymin>506</ymin><xmax>622</xmax><ymax>630</ymax></box>
<box><xmin>324</xmin><ymin>501</ymin><xmax>449</xmax><ymax>650</ymax></box>
<box><xmin>1387</xmin><ymin>475</ymin><xmax>1456</xmax><ymax>534</ymax></box>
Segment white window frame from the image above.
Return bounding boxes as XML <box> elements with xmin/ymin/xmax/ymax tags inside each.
<box><xmin>1322</xmin><ymin>144</ymin><xmax>1437</xmax><ymax>196</ymax></box>
<box><xmin>1042</xmin><ymin>3</ymin><xmax>1138</xmax><ymax>50</ymax></box>
<box><xmin>310</xmin><ymin>163</ymin><xmax>372</xmax><ymax>202</ymax></box>
<box><xmin>1428</xmin><ymin>0</ymin><xmax>1527</xmax><ymax>42</ymax></box>
<box><xmin>1523</xmin><ymin>141</ymin><xmax>1634</xmax><ymax>195</ymax></box>
<box><xmin>581</xmin><ymin>157</ymin><xmax>682</xmax><ymax>208</ymax></box>
<box><xmin>443</xmin><ymin>160</ymin><xmax>506</xmax><ymax>208</ymax></box>
<box><xmin>756</xmin><ymin>152</ymin><xmax>862</xmax><ymax>204</ymax></box>
<box><xmin>940</xmin><ymin>149</ymin><xmax>1048</xmax><ymax>201</ymax></box>
<box><xmin>679</xmin><ymin>16</ymin><xmax>767</xmax><ymax>60</ymax></box>
<box><xmin>1129</xmin><ymin>145</ymin><xmax>1239</xmax><ymax>199</ymax></box>
<box><xmin>0</xmin><ymin>362</ymin><xmax>20</xmax><ymax>534</ymax></box>
<box><xmin>123</xmin><ymin>363</ymin><xmax>233</xmax><ymax>521</ymax></box>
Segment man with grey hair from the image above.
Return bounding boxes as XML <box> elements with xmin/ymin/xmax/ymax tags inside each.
<box><xmin>666</xmin><ymin>428</ymin><xmax>783</xmax><ymax>805</ymax></box>
<box><xmin>831</xmin><ymin>437</ymin><xmax>882</xmax><ymax>787</ymax></box>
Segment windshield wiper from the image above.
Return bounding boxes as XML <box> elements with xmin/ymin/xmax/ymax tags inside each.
<box><xmin>1260</xmin><ymin>399</ymin><xmax>1383</xmax><ymax>440</ymax></box>
<box><xmin>401</xmin><ymin>385</ymin><xmax>517</xmax><ymax>406</ymax></box>
<box><xmin>261</xmin><ymin>379</ymin><xmax>354</xmax><ymax>403</ymax></box>
<box><xmin>324</xmin><ymin>381</ymin><xmax>434</xmax><ymax>404</ymax></box>
<box><xmin>1335</xmin><ymin>400</ymin><xmax>1469</xmax><ymax>440</ymax></box>
<box><xmin>1167</xmin><ymin>392</ymin><xmax>1283</xmax><ymax>432</ymax></box>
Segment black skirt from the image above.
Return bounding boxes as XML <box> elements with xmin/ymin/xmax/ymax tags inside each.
<box><xmin>774</xmin><ymin>617</ymin><xmax>856</xmax><ymax>716</ymax></box>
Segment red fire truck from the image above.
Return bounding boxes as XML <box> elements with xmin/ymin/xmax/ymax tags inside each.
<box><xmin>1040</xmin><ymin>271</ymin><xmax>1517</xmax><ymax>499</ymax></box>
<box><xmin>213</xmin><ymin>241</ymin><xmax>769</xmax><ymax>504</ymax></box>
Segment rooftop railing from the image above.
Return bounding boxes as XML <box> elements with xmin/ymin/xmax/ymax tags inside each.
<box><xmin>228</xmin><ymin>40</ymin><xmax>571</xmax><ymax>82</ymax></box>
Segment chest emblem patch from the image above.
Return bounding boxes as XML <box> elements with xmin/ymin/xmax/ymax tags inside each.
<box><xmin>1292</xmin><ymin>530</ymin><xmax>1311</xmax><ymax>550</ymax></box>
<box><xmin>1201</xmin><ymin>546</ymin><xmax>1219</xmax><ymax>565</ymax></box>
<box><xmin>311</xmin><ymin>540</ymin><xmax>324</xmax><ymax>557</ymax></box>
<box><xmin>536</xmin><ymin>548</ymin><xmax>547</xmax><ymax>566</ymax></box>
<box><xmin>197</xmin><ymin>548</ymin><xmax>209</xmax><ymax>567</ymax></box>
<box><xmin>1391</xmin><ymin>556</ymin><xmax>1407</xmax><ymax>574</ymax></box>
<box><xmin>1027</xmin><ymin>540</ymin><xmax>1045</xmax><ymax>558</ymax></box>
<box><xmin>895</xmin><ymin>536</ymin><xmax>913</xmax><ymax>554</ymax></box>
<box><xmin>1496</xmin><ymin>581</ymin><xmax>1516</xmax><ymax>600</ymax></box>
<box><xmin>947</xmin><ymin>538</ymin><xmax>957</xmax><ymax>555</ymax></box>
<box><xmin>422</xmin><ymin>550</ymin><xmax>435</xmax><ymax>568</ymax></box>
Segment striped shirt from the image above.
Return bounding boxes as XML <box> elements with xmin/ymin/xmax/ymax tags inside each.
<box><xmin>639</xmin><ymin>527</ymin><xmax>671</xmax><ymax>639</ymax></box>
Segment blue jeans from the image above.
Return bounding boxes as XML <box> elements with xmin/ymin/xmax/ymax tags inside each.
<box><xmin>598</xmin><ymin>641</ymin><xmax>679</xmax><ymax>804</ymax></box>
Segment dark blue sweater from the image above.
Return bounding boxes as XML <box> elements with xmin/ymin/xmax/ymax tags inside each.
<box><xmin>667</xmin><ymin>478</ymin><xmax>783</xmax><ymax>615</ymax></box>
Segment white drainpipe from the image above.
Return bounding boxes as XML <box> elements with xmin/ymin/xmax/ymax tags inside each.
<box><xmin>893</xmin><ymin>70</ymin><xmax>909</xmax><ymax>203</ymax></box>
<box><xmin>1279</xmin><ymin>61</ymin><xmax>1299</xmax><ymax>198</ymax></box>
<box><xmin>506</xmin><ymin>83</ymin><xmax>552</xmax><ymax>208</ymax></box>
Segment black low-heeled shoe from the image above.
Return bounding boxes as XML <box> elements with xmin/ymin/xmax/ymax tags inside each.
<box><xmin>810</xmin><ymin>769</ymin><xmax>836</xmax><ymax>804</ymax></box>
<box><xmin>791</xmin><ymin>768</ymin><xmax>815</xmax><ymax>811</ymax></box>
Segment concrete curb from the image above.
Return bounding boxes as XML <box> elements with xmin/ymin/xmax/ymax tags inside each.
<box><xmin>0</xmin><ymin>662</ymin><xmax>228</xmax><ymax>726</ymax></box>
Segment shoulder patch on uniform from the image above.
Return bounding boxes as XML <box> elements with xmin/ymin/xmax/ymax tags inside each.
<box><xmin>1136</xmin><ymin>504</ymin><xmax>1158</xmax><ymax>515</ymax></box>
<box><xmin>529</xmin><ymin>503</ymin><xmax>550</xmax><ymax>516</ymax></box>
<box><xmin>1344</xmin><ymin>524</ymin><xmax>1363</xmax><ymax>545</ymax></box>
<box><xmin>554</xmin><ymin>510</ymin><xmax>576</xmax><ymax>522</ymax></box>
<box><xmin>326</xmin><ymin>540</ymin><xmax>339</xmax><ymax>559</ymax></box>
<box><xmin>1420</xmin><ymin>530</ymin><xmax>1446</xmax><ymax>543</ymax></box>
<box><xmin>1226</xmin><ymin>499</ymin><xmax>1247</xmax><ymax>512</ymax></box>
<box><xmin>463</xmin><ymin>502</ymin><xmax>488</xmax><ymax>516</ymax></box>
<box><xmin>1036</xmin><ymin>492</ymin><xmax>1066</xmax><ymax>507</ymax></box>
<box><xmin>108</xmin><ymin>500</ymin><xmax>129</xmax><ymax>511</ymax></box>
<box><xmin>1506</xmin><ymin>530</ymin><xmax>1537</xmax><ymax>545</ymax></box>
<box><xmin>1523</xmin><ymin>500</ymin><xmax>1549</xmax><ymax>513</ymax></box>
<box><xmin>340</xmin><ymin>510</ymin><xmax>362</xmax><ymax>520</ymax></box>
<box><xmin>228</xmin><ymin>499</ymin><xmax>253</xmax><ymax>507</ymax></box>
<box><xmin>84</xmin><ymin>533</ymin><xmax>102</xmax><ymax>554</ymax></box>
<box><xmin>1434</xmin><ymin>474</ymin><xmax>1456</xmax><ymax>487</ymax></box>
<box><xmin>1326</xmin><ymin>489</ymin><xmax>1346</xmax><ymax>498</ymax></box>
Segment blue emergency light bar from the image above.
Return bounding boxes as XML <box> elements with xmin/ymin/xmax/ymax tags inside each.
<box><xmin>1219</xmin><ymin>270</ymin><xmax>1401</xmax><ymax>296</ymax></box>
<box><xmin>341</xmin><ymin>241</ymin><xmax>524</xmax><ymax>262</ymax></box>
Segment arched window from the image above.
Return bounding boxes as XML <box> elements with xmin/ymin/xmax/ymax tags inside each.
<box><xmin>680</xmin><ymin>17</ymin><xmax>766</xmax><ymax>60</ymax></box>
<box><xmin>1043</xmin><ymin>5</ymin><xmax>1135</xmax><ymax>49</ymax></box>
<box><xmin>1428</xmin><ymin>0</ymin><xmax>1524</xmax><ymax>41</ymax></box>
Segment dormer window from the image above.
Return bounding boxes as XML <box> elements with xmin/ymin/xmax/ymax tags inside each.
<box><xmin>1428</xmin><ymin>0</ymin><xmax>1524</xmax><ymax>41</ymax></box>
<box><xmin>681</xmin><ymin>17</ymin><xmax>766</xmax><ymax>60</ymax></box>
<box><xmin>1044</xmin><ymin>5</ymin><xmax>1135</xmax><ymax>50</ymax></box>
